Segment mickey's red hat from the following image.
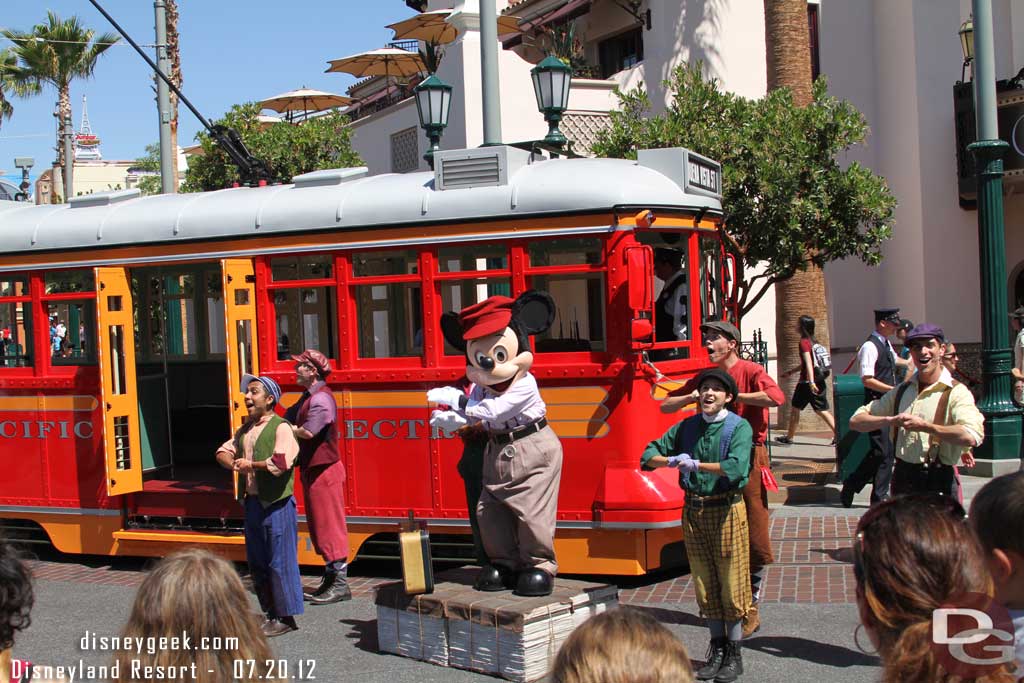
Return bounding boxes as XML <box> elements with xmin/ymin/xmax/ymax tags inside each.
<box><xmin>458</xmin><ymin>296</ymin><xmax>514</xmax><ymax>340</ymax></box>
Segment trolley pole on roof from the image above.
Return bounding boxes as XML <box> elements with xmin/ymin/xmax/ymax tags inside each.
<box><xmin>479</xmin><ymin>0</ymin><xmax>503</xmax><ymax>145</ymax></box>
<box><xmin>154</xmin><ymin>0</ymin><xmax>175</xmax><ymax>194</ymax></box>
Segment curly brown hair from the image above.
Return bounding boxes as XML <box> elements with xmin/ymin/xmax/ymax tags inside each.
<box><xmin>0</xmin><ymin>539</ymin><xmax>33</xmax><ymax>651</ymax></box>
<box><xmin>853</xmin><ymin>494</ymin><xmax>1014</xmax><ymax>683</ymax></box>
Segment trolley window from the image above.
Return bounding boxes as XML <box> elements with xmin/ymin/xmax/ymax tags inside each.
<box><xmin>43</xmin><ymin>270</ymin><xmax>96</xmax><ymax>366</ymax></box>
<box><xmin>637</xmin><ymin>232</ymin><xmax>693</xmax><ymax>359</ymax></box>
<box><xmin>0</xmin><ymin>274</ymin><xmax>31</xmax><ymax>368</ymax></box>
<box><xmin>526</xmin><ymin>238</ymin><xmax>606</xmax><ymax>353</ymax></box>
<box><xmin>267</xmin><ymin>255</ymin><xmax>338</xmax><ymax>360</ymax></box>
<box><xmin>351</xmin><ymin>249</ymin><xmax>421</xmax><ymax>359</ymax></box>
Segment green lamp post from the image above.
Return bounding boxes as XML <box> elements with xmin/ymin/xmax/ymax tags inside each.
<box><xmin>414</xmin><ymin>73</ymin><xmax>452</xmax><ymax>170</ymax></box>
<box><xmin>530</xmin><ymin>55</ymin><xmax>573</xmax><ymax>148</ymax></box>
<box><xmin>967</xmin><ymin>0</ymin><xmax>1020</xmax><ymax>468</ymax></box>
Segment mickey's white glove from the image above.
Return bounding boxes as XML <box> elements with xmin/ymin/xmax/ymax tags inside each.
<box><xmin>427</xmin><ymin>386</ymin><xmax>466</xmax><ymax>410</ymax></box>
<box><xmin>430</xmin><ymin>409</ymin><xmax>467</xmax><ymax>435</ymax></box>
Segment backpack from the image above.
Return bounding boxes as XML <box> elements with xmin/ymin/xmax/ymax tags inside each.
<box><xmin>812</xmin><ymin>342</ymin><xmax>832</xmax><ymax>378</ymax></box>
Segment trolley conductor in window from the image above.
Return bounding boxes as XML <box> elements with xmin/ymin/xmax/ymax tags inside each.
<box><xmin>428</xmin><ymin>291</ymin><xmax>563</xmax><ymax>597</ymax></box>
<box><xmin>653</xmin><ymin>247</ymin><xmax>688</xmax><ymax>344</ymax></box>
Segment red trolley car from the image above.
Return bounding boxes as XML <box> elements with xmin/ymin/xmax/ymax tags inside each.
<box><xmin>0</xmin><ymin>145</ymin><xmax>733</xmax><ymax>575</ymax></box>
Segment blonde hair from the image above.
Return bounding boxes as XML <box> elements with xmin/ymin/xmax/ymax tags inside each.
<box><xmin>111</xmin><ymin>548</ymin><xmax>279</xmax><ymax>683</ymax></box>
<box><xmin>549</xmin><ymin>607</ymin><xmax>694</xmax><ymax>683</ymax></box>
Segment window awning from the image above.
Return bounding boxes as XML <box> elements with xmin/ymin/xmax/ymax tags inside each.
<box><xmin>502</xmin><ymin>0</ymin><xmax>592</xmax><ymax>49</ymax></box>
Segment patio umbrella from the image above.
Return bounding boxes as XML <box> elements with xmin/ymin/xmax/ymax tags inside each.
<box><xmin>386</xmin><ymin>9</ymin><xmax>522</xmax><ymax>45</ymax></box>
<box><xmin>260</xmin><ymin>87</ymin><xmax>352</xmax><ymax>115</ymax></box>
<box><xmin>325</xmin><ymin>47</ymin><xmax>426</xmax><ymax>80</ymax></box>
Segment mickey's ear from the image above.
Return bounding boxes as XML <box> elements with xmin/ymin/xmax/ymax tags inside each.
<box><xmin>512</xmin><ymin>290</ymin><xmax>556</xmax><ymax>335</ymax></box>
<box><xmin>440</xmin><ymin>312</ymin><xmax>466</xmax><ymax>352</ymax></box>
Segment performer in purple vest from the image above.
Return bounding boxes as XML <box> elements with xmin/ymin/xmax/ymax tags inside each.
<box><xmin>285</xmin><ymin>349</ymin><xmax>351</xmax><ymax>604</ymax></box>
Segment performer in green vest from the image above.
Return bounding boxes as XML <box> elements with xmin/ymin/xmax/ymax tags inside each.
<box><xmin>642</xmin><ymin>368</ymin><xmax>754</xmax><ymax>682</ymax></box>
<box><xmin>216</xmin><ymin>374</ymin><xmax>302</xmax><ymax>638</ymax></box>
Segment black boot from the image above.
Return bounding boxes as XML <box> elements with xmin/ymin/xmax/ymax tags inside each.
<box><xmin>513</xmin><ymin>568</ymin><xmax>553</xmax><ymax>597</ymax></box>
<box><xmin>695</xmin><ymin>637</ymin><xmax>728</xmax><ymax>681</ymax></box>
<box><xmin>474</xmin><ymin>565</ymin><xmax>512</xmax><ymax>592</ymax></box>
<box><xmin>309</xmin><ymin>571</ymin><xmax>352</xmax><ymax>604</ymax></box>
<box><xmin>714</xmin><ymin>641</ymin><xmax>743</xmax><ymax>682</ymax></box>
<box><xmin>303</xmin><ymin>570</ymin><xmax>330</xmax><ymax>600</ymax></box>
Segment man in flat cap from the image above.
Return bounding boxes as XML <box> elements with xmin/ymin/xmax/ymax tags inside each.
<box><xmin>840</xmin><ymin>308</ymin><xmax>910</xmax><ymax>507</ymax></box>
<box><xmin>285</xmin><ymin>349</ymin><xmax>351</xmax><ymax>605</ymax></box>
<box><xmin>850</xmin><ymin>324</ymin><xmax>983</xmax><ymax>497</ymax></box>
<box><xmin>661</xmin><ymin>319</ymin><xmax>784</xmax><ymax>639</ymax></box>
<box><xmin>652</xmin><ymin>247</ymin><xmax>689</xmax><ymax>359</ymax></box>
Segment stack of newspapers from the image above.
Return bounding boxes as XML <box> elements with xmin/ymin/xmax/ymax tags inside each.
<box><xmin>375</xmin><ymin>569</ymin><xmax>619</xmax><ymax>682</ymax></box>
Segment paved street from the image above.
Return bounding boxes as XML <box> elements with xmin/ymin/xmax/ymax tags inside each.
<box><xmin>16</xmin><ymin>435</ymin><xmax>986</xmax><ymax>683</ymax></box>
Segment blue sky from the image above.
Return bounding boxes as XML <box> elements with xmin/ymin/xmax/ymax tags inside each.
<box><xmin>0</xmin><ymin>1</ymin><xmax>412</xmax><ymax>185</ymax></box>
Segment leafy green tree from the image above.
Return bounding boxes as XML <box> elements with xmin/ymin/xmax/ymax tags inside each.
<box><xmin>2</xmin><ymin>12</ymin><xmax>119</xmax><ymax>170</ymax></box>
<box><xmin>592</xmin><ymin>64</ymin><xmax>896</xmax><ymax>316</ymax></box>
<box><xmin>133</xmin><ymin>143</ymin><xmax>163</xmax><ymax>196</ymax></box>
<box><xmin>182</xmin><ymin>103</ymin><xmax>363</xmax><ymax>192</ymax></box>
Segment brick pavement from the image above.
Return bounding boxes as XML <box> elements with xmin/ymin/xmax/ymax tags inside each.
<box><xmin>24</xmin><ymin>514</ymin><xmax>863</xmax><ymax>605</ymax></box>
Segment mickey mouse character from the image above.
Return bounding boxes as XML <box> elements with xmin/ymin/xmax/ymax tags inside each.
<box><xmin>427</xmin><ymin>291</ymin><xmax>563</xmax><ymax>597</ymax></box>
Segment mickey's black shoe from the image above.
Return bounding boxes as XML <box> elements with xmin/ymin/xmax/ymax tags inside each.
<box><xmin>474</xmin><ymin>565</ymin><xmax>511</xmax><ymax>592</ymax></box>
<box><xmin>513</xmin><ymin>568</ymin><xmax>553</xmax><ymax>597</ymax></box>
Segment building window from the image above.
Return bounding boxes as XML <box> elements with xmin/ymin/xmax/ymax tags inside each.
<box><xmin>808</xmin><ymin>2</ymin><xmax>821</xmax><ymax>81</ymax></box>
<box><xmin>598</xmin><ymin>26</ymin><xmax>644</xmax><ymax>78</ymax></box>
<box><xmin>391</xmin><ymin>127</ymin><xmax>420</xmax><ymax>174</ymax></box>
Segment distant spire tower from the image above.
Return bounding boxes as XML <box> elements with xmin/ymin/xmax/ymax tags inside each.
<box><xmin>74</xmin><ymin>95</ymin><xmax>102</xmax><ymax>161</ymax></box>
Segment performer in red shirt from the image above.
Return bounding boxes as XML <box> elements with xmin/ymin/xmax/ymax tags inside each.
<box><xmin>661</xmin><ymin>320</ymin><xmax>784</xmax><ymax>639</ymax></box>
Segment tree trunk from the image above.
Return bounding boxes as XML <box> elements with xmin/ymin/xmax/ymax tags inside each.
<box><xmin>764</xmin><ymin>0</ymin><xmax>832</xmax><ymax>433</ymax></box>
<box><xmin>167</xmin><ymin>0</ymin><xmax>181</xmax><ymax>192</ymax></box>
<box><xmin>57</xmin><ymin>85</ymin><xmax>72</xmax><ymax>203</ymax></box>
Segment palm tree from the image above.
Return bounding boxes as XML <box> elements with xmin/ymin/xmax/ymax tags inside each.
<box><xmin>166</xmin><ymin>0</ymin><xmax>182</xmax><ymax>191</ymax></box>
<box><xmin>2</xmin><ymin>12</ymin><xmax>119</xmax><ymax>171</ymax></box>
<box><xmin>764</xmin><ymin>0</ymin><xmax>831</xmax><ymax>432</ymax></box>
<box><xmin>0</xmin><ymin>48</ymin><xmax>39</xmax><ymax>131</ymax></box>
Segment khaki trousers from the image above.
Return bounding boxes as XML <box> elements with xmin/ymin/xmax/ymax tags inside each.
<box><xmin>477</xmin><ymin>426</ymin><xmax>563</xmax><ymax>575</ymax></box>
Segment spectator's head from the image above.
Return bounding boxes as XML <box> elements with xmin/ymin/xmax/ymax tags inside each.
<box><xmin>853</xmin><ymin>494</ymin><xmax>1009</xmax><ymax>683</ymax></box>
<box><xmin>113</xmin><ymin>549</ymin><xmax>274</xmax><ymax>682</ymax></box>
<box><xmin>874</xmin><ymin>308</ymin><xmax>901</xmax><ymax>336</ymax></box>
<box><xmin>699</xmin><ymin>320</ymin><xmax>740</xmax><ymax>366</ymax></box>
<box><xmin>797</xmin><ymin>315</ymin><xmax>815</xmax><ymax>339</ymax></box>
<box><xmin>0</xmin><ymin>539</ymin><xmax>33</xmax><ymax>653</ymax></box>
<box><xmin>1011</xmin><ymin>307</ymin><xmax>1024</xmax><ymax>332</ymax></box>
<box><xmin>549</xmin><ymin>607</ymin><xmax>694</xmax><ymax>683</ymax></box>
<box><xmin>942</xmin><ymin>342</ymin><xmax>959</xmax><ymax>373</ymax></box>
<box><xmin>970</xmin><ymin>472</ymin><xmax>1024</xmax><ymax>609</ymax></box>
<box><xmin>653</xmin><ymin>248</ymin><xmax>684</xmax><ymax>283</ymax></box>
<box><xmin>897</xmin><ymin>319</ymin><xmax>914</xmax><ymax>343</ymax></box>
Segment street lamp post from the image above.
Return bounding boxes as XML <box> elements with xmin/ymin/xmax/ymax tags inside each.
<box><xmin>414</xmin><ymin>74</ymin><xmax>453</xmax><ymax>170</ymax></box>
<box><xmin>967</xmin><ymin>0</ymin><xmax>1020</xmax><ymax>466</ymax></box>
<box><xmin>530</xmin><ymin>55</ymin><xmax>572</xmax><ymax>149</ymax></box>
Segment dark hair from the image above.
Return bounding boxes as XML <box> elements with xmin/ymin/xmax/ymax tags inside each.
<box><xmin>853</xmin><ymin>494</ymin><xmax>1011</xmax><ymax>683</ymax></box>
<box><xmin>798</xmin><ymin>315</ymin><xmax>815</xmax><ymax>341</ymax></box>
<box><xmin>0</xmin><ymin>539</ymin><xmax>34</xmax><ymax>651</ymax></box>
<box><xmin>970</xmin><ymin>471</ymin><xmax>1024</xmax><ymax>557</ymax></box>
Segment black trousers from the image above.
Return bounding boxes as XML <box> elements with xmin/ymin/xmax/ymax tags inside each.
<box><xmin>891</xmin><ymin>459</ymin><xmax>957</xmax><ymax>497</ymax></box>
<box><xmin>842</xmin><ymin>428</ymin><xmax>894</xmax><ymax>503</ymax></box>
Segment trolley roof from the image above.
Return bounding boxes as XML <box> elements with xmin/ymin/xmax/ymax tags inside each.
<box><xmin>0</xmin><ymin>147</ymin><xmax>723</xmax><ymax>256</ymax></box>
